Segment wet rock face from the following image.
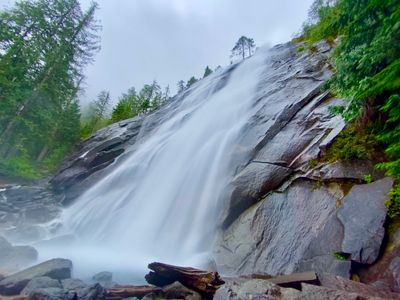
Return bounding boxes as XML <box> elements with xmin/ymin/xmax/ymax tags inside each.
<box><xmin>219</xmin><ymin>41</ymin><xmax>346</xmax><ymax>228</ymax></box>
<box><xmin>215</xmin><ymin>176</ymin><xmax>394</xmax><ymax>278</ymax></box>
<box><xmin>215</xmin><ymin>180</ymin><xmax>339</xmax><ymax>276</ymax></box>
<box><xmin>0</xmin><ymin>186</ymin><xmax>61</xmax><ymax>244</ymax></box>
<box><xmin>0</xmin><ymin>236</ymin><xmax>38</xmax><ymax>274</ymax></box>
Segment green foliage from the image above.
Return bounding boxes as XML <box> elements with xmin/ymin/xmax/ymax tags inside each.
<box><xmin>80</xmin><ymin>90</ymin><xmax>111</xmax><ymax>139</ymax></box>
<box><xmin>302</xmin><ymin>2</ymin><xmax>339</xmax><ymax>44</ymax></box>
<box><xmin>0</xmin><ymin>143</ymin><xmax>40</xmax><ymax>180</ymax></box>
<box><xmin>325</xmin><ymin>126</ymin><xmax>379</xmax><ymax>163</ymax></box>
<box><xmin>296</xmin><ymin>45</ymin><xmax>305</xmax><ymax>53</ymax></box>
<box><xmin>385</xmin><ymin>187</ymin><xmax>400</xmax><ymax>219</ymax></box>
<box><xmin>0</xmin><ymin>0</ymin><xmax>100</xmax><ymax>180</ymax></box>
<box><xmin>308</xmin><ymin>159</ymin><xmax>318</xmax><ymax>168</ymax></box>
<box><xmin>332</xmin><ymin>252</ymin><xmax>350</xmax><ymax>261</ymax></box>
<box><xmin>186</xmin><ymin>76</ymin><xmax>198</xmax><ymax>88</ymax></box>
<box><xmin>111</xmin><ymin>81</ymin><xmax>167</xmax><ymax>123</ymax></box>
<box><xmin>363</xmin><ymin>174</ymin><xmax>373</xmax><ymax>184</ymax></box>
<box><xmin>301</xmin><ymin>0</ymin><xmax>400</xmax><ymax>211</ymax></box>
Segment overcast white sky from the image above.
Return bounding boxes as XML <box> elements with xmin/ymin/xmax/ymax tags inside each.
<box><xmin>0</xmin><ymin>0</ymin><xmax>314</xmax><ymax>105</ymax></box>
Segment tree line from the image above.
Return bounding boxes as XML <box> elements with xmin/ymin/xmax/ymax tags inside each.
<box><xmin>0</xmin><ymin>0</ymin><xmax>100</xmax><ymax>180</ymax></box>
<box><xmin>81</xmin><ymin>81</ymin><xmax>170</xmax><ymax>139</ymax></box>
<box><xmin>0</xmin><ymin>0</ymin><xmax>257</xmax><ymax>181</ymax></box>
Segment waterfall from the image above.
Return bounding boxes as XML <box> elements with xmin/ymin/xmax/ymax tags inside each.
<box><xmin>37</xmin><ymin>46</ymin><xmax>271</xmax><ymax>281</ymax></box>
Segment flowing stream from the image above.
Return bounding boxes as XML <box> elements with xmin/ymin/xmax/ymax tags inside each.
<box><xmin>37</xmin><ymin>46</ymin><xmax>270</xmax><ymax>281</ymax></box>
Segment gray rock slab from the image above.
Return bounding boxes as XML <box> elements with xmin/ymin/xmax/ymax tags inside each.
<box><xmin>338</xmin><ymin>177</ymin><xmax>394</xmax><ymax>264</ymax></box>
<box><xmin>214</xmin><ymin>180</ymin><xmax>338</xmax><ymax>276</ymax></box>
<box><xmin>308</xmin><ymin>160</ymin><xmax>385</xmax><ymax>182</ymax></box>
<box><xmin>213</xmin><ymin>278</ymin><xmax>300</xmax><ymax>300</ymax></box>
<box><xmin>220</xmin><ymin>162</ymin><xmax>292</xmax><ymax>228</ymax></box>
<box><xmin>318</xmin><ymin>273</ymin><xmax>400</xmax><ymax>299</ymax></box>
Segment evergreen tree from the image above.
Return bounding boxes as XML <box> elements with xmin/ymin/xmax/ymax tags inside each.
<box><xmin>177</xmin><ymin>80</ymin><xmax>186</xmax><ymax>93</ymax></box>
<box><xmin>81</xmin><ymin>90</ymin><xmax>111</xmax><ymax>137</ymax></box>
<box><xmin>0</xmin><ymin>0</ymin><xmax>100</xmax><ymax>179</ymax></box>
<box><xmin>231</xmin><ymin>36</ymin><xmax>256</xmax><ymax>60</ymax></box>
<box><xmin>186</xmin><ymin>76</ymin><xmax>198</xmax><ymax>88</ymax></box>
<box><xmin>203</xmin><ymin>66</ymin><xmax>213</xmax><ymax>78</ymax></box>
<box><xmin>111</xmin><ymin>81</ymin><xmax>166</xmax><ymax>123</ymax></box>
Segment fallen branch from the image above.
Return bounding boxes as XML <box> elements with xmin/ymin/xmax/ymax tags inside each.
<box><xmin>105</xmin><ymin>285</ymin><xmax>161</xmax><ymax>300</ymax></box>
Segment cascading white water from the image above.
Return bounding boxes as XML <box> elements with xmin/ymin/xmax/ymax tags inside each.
<box><xmin>37</xmin><ymin>46</ymin><xmax>270</xmax><ymax>281</ymax></box>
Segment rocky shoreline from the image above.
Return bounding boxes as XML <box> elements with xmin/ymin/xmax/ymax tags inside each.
<box><xmin>1</xmin><ymin>257</ymin><xmax>400</xmax><ymax>299</ymax></box>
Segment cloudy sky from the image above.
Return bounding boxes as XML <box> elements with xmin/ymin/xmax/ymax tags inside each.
<box><xmin>0</xmin><ymin>0</ymin><xmax>314</xmax><ymax>105</ymax></box>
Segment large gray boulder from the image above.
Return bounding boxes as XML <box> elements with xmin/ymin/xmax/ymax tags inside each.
<box><xmin>338</xmin><ymin>177</ymin><xmax>394</xmax><ymax>264</ymax></box>
<box><xmin>61</xmin><ymin>279</ymin><xmax>105</xmax><ymax>300</ymax></box>
<box><xmin>0</xmin><ymin>258</ymin><xmax>72</xmax><ymax>295</ymax></box>
<box><xmin>214</xmin><ymin>180</ymin><xmax>339</xmax><ymax>276</ymax></box>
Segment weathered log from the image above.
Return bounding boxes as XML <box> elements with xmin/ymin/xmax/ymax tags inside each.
<box><xmin>145</xmin><ymin>262</ymin><xmax>225</xmax><ymax>299</ymax></box>
<box><xmin>104</xmin><ymin>285</ymin><xmax>162</xmax><ymax>300</ymax></box>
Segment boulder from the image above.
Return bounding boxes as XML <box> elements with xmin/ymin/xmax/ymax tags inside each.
<box><xmin>70</xmin><ymin>283</ymin><xmax>104</xmax><ymax>300</ymax></box>
<box><xmin>213</xmin><ymin>278</ymin><xmax>300</xmax><ymax>300</ymax></box>
<box><xmin>61</xmin><ymin>278</ymin><xmax>87</xmax><ymax>291</ymax></box>
<box><xmin>21</xmin><ymin>277</ymin><xmax>62</xmax><ymax>295</ymax></box>
<box><xmin>317</xmin><ymin>273</ymin><xmax>400</xmax><ymax>299</ymax></box>
<box><xmin>63</xmin><ymin>278</ymin><xmax>105</xmax><ymax>299</ymax></box>
<box><xmin>92</xmin><ymin>271</ymin><xmax>113</xmax><ymax>288</ymax></box>
<box><xmin>355</xmin><ymin>225</ymin><xmax>400</xmax><ymax>293</ymax></box>
<box><xmin>26</xmin><ymin>287</ymin><xmax>72</xmax><ymax>300</ymax></box>
<box><xmin>299</xmin><ymin>283</ymin><xmax>388</xmax><ymax>300</ymax></box>
<box><xmin>214</xmin><ymin>180</ymin><xmax>338</xmax><ymax>276</ymax></box>
<box><xmin>295</xmin><ymin>213</ymin><xmax>351</xmax><ymax>278</ymax></box>
<box><xmin>0</xmin><ymin>259</ymin><xmax>72</xmax><ymax>295</ymax></box>
<box><xmin>338</xmin><ymin>177</ymin><xmax>394</xmax><ymax>264</ymax></box>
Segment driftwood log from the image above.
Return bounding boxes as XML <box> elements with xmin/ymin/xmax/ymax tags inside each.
<box><xmin>145</xmin><ymin>262</ymin><xmax>225</xmax><ymax>298</ymax></box>
<box><xmin>104</xmin><ymin>285</ymin><xmax>162</xmax><ymax>300</ymax></box>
